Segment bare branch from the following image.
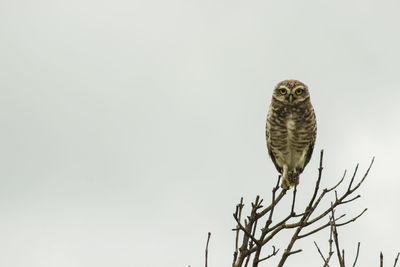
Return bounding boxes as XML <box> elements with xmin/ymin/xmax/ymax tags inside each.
<box><xmin>347</xmin><ymin>163</ymin><xmax>359</xmax><ymax>192</ymax></box>
<box><xmin>298</xmin><ymin>214</ymin><xmax>346</xmax><ymax>239</ymax></box>
<box><xmin>256</xmin><ymin>189</ymin><xmax>286</xmax><ymax>219</ymax></box>
<box><xmin>340</xmin><ymin>195</ymin><xmax>361</xmax><ymax>205</ymax></box>
<box><xmin>326</xmin><ymin>221</ymin><xmax>334</xmax><ymax>266</ymax></box>
<box><xmin>328</xmin><ymin>170</ymin><xmax>347</xmax><ymax>192</ymax></box>
<box><xmin>336</xmin><ymin>209</ymin><xmax>367</xmax><ymax>227</ymax></box>
<box><xmin>233</xmin><ymin>214</ymin><xmax>261</xmax><ymax>247</ymax></box>
<box><xmin>349</xmin><ymin>157</ymin><xmax>375</xmax><ymax>193</ymax></box>
<box><xmin>331</xmin><ymin>209</ymin><xmax>345</xmax><ymax>267</ymax></box>
<box><xmin>233</xmin><ymin>198</ymin><xmax>244</xmax><ymax>267</ymax></box>
<box><xmin>286</xmin><ymin>249</ymin><xmax>302</xmax><ymax>256</ymax></box>
<box><xmin>230</xmin><ymin>151</ymin><xmax>374</xmax><ymax>267</ymax></box>
<box><xmin>245</xmin><ymin>217</ymin><xmax>259</xmax><ymax>267</ymax></box>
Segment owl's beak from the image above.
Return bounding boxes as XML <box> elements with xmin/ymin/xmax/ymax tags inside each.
<box><xmin>288</xmin><ymin>94</ymin><xmax>293</xmax><ymax>103</ymax></box>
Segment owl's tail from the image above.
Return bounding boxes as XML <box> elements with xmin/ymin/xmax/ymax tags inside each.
<box><xmin>281</xmin><ymin>167</ymin><xmax>299</xmax><ymax>189</ymax></box>
<box><xmin>288</xmin><ymin>172</ymin><xmax>300</xmax><ymax>186</ymax></box>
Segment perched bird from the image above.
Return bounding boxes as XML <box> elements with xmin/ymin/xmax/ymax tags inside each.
<box><xmin>266</xmin><ymin>80</ymin><xmax>317</xmax><ymax>189</ymax></box>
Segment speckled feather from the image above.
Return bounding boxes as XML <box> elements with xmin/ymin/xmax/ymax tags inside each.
<box><xmin>266</xmin><ymin>80</ymin><xmax>317</xmax><ymax>189</ymax></box>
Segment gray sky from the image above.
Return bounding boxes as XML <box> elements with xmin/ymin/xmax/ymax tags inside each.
<box><xmin>1</xmin><ymin>0</ymin><xmax>399</xmax><ymax>266</ymax></box>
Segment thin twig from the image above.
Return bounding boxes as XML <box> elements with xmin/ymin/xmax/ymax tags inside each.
<box><xmin>298</xmin><ymin>214</ymin><xmax>346</xmax><ymax>239</ymax></box>
<box><xmin>343</xmin><ymin>249</ymin><xmax>346</xmax><ymax>266</ymax></box>
<box><xmin>205</xmin><ymin>232</ymin><xmax>211</xmax><ymax>267</ymax></box>
<box><xmin>256</xmin><ymin>188</ymin><xmax>286</xmax><ymax>219</ymax></box>
<box><xmin>314</xmin><ymin>241</ymin><xmax>329</xmax><ymax>266</ymax></box>
<box><xmin>291</xmin><ymin>184</ymin><xmax>297</xmax><ymax>214</ymax></box>
<box><xmin>233</xmin><ymin>198</ymin><xmax>244</xmax><ymax>267</ymax></box>
<box><xmin>340</xmin><ymin>195</ymin><xmax>361</xmax><ymax>205</ymax></box>
<box><xmin>393</xmin><ymin>252</ymin><xmax>400</xmax><ymax>267</ymax></box>
<box><xmin>336</xmin><ymin>209</ymin><xmax>367</xmax><ymax>227</ymax></box>
<box><xmin>331</xmin><ymin>209</ymin><xmax>345</xmax><ymax>267</ymax></box>
<box><xmin>352</xmin><ymin>242</ymin><xmax>360</xmax><ymax>267</ymax></box>
<box><xmin>256</xmin><ymin>246</ymin><xmax>279</xmax><ymax>263</ymax></box>
<box><xmin>326</xmin><ymin>221</ymin><xmax>334</xmax><ymax>266</ymax></box>
<box><xmin>348</xmin><ymin>164</ymin><xmax>359</xmax><ymax>192</ymax></box>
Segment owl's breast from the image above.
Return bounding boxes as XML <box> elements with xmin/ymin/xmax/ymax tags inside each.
<box><xmin>284</xmin><ymin>116</ymin><xmax>300</xmax><ymax>166</ymax></box>
<box><xmin>277</xmin><ymin>111</ymin><xmax>309</xmax><ymax>169</ymax></box>
<box><xmin>286</xmin><ymin>117</ymin><xmax>296</xmax><ymax>137</ymax></box>
<box><xmin>267</xmin><ymin>104</ymin><xmax>316</xmax><ymax>172</ymax></box>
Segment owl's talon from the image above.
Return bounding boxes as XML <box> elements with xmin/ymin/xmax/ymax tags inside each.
<box><xmin>281</xmin><ymin>178</ymin><xmax>290</xmax><ymax>190</ymax></box>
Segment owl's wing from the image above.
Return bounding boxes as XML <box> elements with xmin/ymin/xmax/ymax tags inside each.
<box><xmin>268</xmin><ymin>147</ymin><xmax>282</xmax><ymax>173</ymax></box>
<box><xmin>303</xmin><ymin>140</ymin><xmax>315</xmax><ymax>168</ymax></box>
<box><xmin>303</xmin><ymin>123</ymin><xmax>317</xmax><ymax>169</ymax></box>
<box><xmin>266</xmin><ymin>125</ymin><xmax>282</xmax><ymax>173</ymax></box>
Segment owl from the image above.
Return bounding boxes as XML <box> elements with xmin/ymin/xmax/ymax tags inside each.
<box><xmin>266</xmin><ymin>80</ymin><xmax>317</xmax><ymax>189</ymax></box>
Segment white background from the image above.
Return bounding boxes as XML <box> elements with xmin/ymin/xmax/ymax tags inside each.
<box><xmin>1</xmin><ymin>0</ymin><xmax>399</xmax><ymax>266</ymax></box>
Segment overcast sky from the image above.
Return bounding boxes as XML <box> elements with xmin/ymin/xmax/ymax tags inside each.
<box><xmin>1</xmin><ymin>0</ymin><xmax>399</xmax><ymax>266</ymax></box>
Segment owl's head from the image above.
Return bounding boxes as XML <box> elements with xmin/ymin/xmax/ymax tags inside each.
<box><xmin>273</xmin><ymin>80</ymin><xmax>310</xmax><ymax>105</ymax></box>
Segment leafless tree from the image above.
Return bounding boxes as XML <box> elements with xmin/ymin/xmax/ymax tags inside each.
<box><xmin>231</xmin><ymin>150</ymin><xmax>375</xmax><ymax>267</ymax></box>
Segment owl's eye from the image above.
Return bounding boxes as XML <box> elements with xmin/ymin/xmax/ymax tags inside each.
<box><xmin>295</xmin><ymin>89</ymin><xmax>303</xmax><ymax>95</ymax></box>
<box><xmin>279</xmin><ymin>89</ymin><xmax>287</xmax><ymax>95</ymax></box>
